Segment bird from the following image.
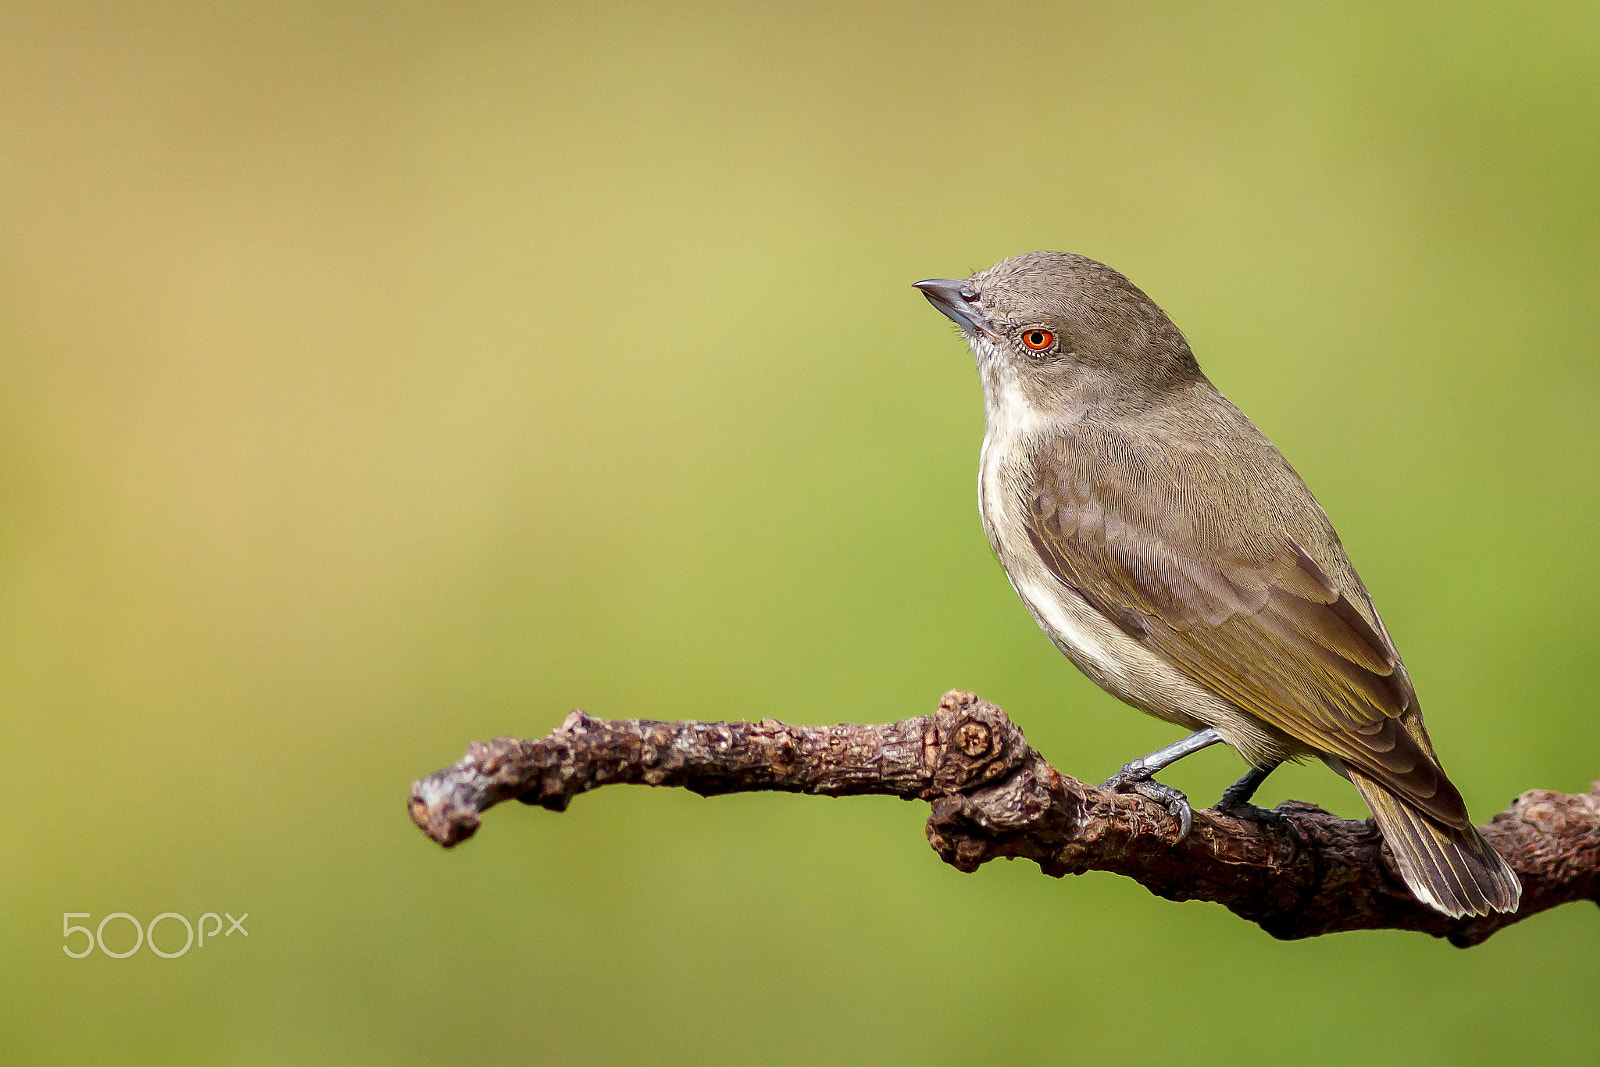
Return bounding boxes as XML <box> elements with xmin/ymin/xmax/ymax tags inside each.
<box><xmin>913</xmin><ymin>251</ymin><xmax>1520</xmax><ymax>918</ymax></box>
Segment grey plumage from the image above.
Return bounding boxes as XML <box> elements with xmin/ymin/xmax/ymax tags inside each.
<box><xmin>915</xmin><ymin>251</ymin><xmax>1519</xmax><ymax>917</ymax></box>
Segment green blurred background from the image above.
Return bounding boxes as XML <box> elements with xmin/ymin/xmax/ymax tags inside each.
<box><xmin>3</xmin><ymin>2</ymin><xmax>1596</xmax><ymax>1063</ymax></box>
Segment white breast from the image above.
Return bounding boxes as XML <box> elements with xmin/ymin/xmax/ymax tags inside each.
<box><xmin>977</xmin><ymin>391</ymin><xmax>1130</xmax><ymax>692</ymax></box>
<box><xmin>972</xmin><ymin>365</ymin><xmax>1229</xmax><ymax>735</ymax></box>
<box><xmin>981</xmin><ymin>450</ymin><xmax>1137</xmax><ymax>695</ymax></box>
<box><xmin>1011</xmin><ymin>572</ymin><xmax>1124</xmax><ymax>681</ymax></box>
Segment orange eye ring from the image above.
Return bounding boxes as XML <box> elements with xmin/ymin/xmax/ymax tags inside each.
<box><xmin>1021</xmin><ymin>328</ymin><xmax>1055</xmax><ymax>352</ymax></box>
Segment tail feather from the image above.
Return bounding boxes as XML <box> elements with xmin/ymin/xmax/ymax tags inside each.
<box><xmin>1348</xmin><ymin>768</ymin><xmax>1521</xmax><ymax>918</ymax></box>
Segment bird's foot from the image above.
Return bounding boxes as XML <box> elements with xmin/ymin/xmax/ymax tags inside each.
<box><xmin>1102</xmin><ymin>762</ymin><xmax>1194</xmax><ymax>841</ymax></box>
<box><xmin>1213</xmin><ymin>797</ymin><xmax>1289</xmax><ymax>828</ymax></box>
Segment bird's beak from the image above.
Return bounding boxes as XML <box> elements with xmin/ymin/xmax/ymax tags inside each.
<box><xmin>912</xmin><ymin>278</ymin><xmax>997</xmax><ymax>339</ymax></box>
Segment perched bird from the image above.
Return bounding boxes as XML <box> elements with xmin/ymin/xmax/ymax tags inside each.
<box><xmin>914</xmin><ymin>251</ymin><xmax>1519</xmax><ymax>918</ymax></box>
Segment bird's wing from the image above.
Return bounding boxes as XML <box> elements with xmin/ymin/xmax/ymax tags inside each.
<box><xmin>1023</xmin><ymin>424</ymin><xmax>1469</xmax><ymax>829</ymax></box>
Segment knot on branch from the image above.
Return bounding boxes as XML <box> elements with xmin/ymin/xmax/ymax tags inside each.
<box><xmin>917</xmin><ymin>691</ymin><xmax>1063</xmax><ymax>873</ymax></box>
<box><xmin>924</xmin><ymin>690</ymin><xmax>1031</xmax><ymax>794</ymax></box>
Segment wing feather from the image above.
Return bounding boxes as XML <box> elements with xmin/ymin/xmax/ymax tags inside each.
<box><xmin>1022</xmin><ymin>426</ymin><xmax>1467</xmax><ymax>828</ymax></box>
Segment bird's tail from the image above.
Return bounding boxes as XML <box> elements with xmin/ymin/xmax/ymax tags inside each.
<box><xmin>1347</xmin><ymin>768</ymin><xmax>1521</xmax><ymax>918</ymax></box>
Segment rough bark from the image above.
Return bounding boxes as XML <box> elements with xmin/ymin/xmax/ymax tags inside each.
<box><xmin>408</xmin><ymin>690</ymin><xmax>1599</xmax><ymax>946</ymax></box>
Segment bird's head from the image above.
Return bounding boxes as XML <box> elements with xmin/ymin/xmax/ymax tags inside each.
<box><xmin>915</xmin><ymin>251</ymin><xmax>1201</xmax><ymax>423</ymax></box>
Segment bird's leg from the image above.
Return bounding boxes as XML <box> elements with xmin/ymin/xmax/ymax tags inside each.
<box><xmin>1215</xmin><ymin>761</ymin><xmax>1287</xmax><ymax>825</ymax></box>
<box><xmin>1101</xmin><ymin>727</ymin><xmax>1223</xmax><ymax>840</ymax></box>
<box><xmin>1217</xmin><ymin>762</ymin><xmax>1280</xmax><ymax>807</ymax></box>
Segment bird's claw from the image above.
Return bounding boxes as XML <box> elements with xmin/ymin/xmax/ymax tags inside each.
<box><xmin>1214</xmin><ymin>794</ymin><xmax>1290</xmax><ymax>828</ymax></box>
<box><xmin>1102</xmin><ymin>763</ymin><xmax>1194</xmax><ymax>840</ymax></box>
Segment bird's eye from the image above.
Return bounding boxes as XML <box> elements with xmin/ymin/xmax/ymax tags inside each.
<box><xmin>1021</xmin><ymin>328</ymin><xmax>1055</xmax><ymax>352</ymax></box>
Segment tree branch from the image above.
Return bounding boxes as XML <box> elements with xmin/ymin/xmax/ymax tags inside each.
<box><xmin>408</xmin><ymin>690</ymin><xmax>1599</xmax><ymax>946</ymax></box>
